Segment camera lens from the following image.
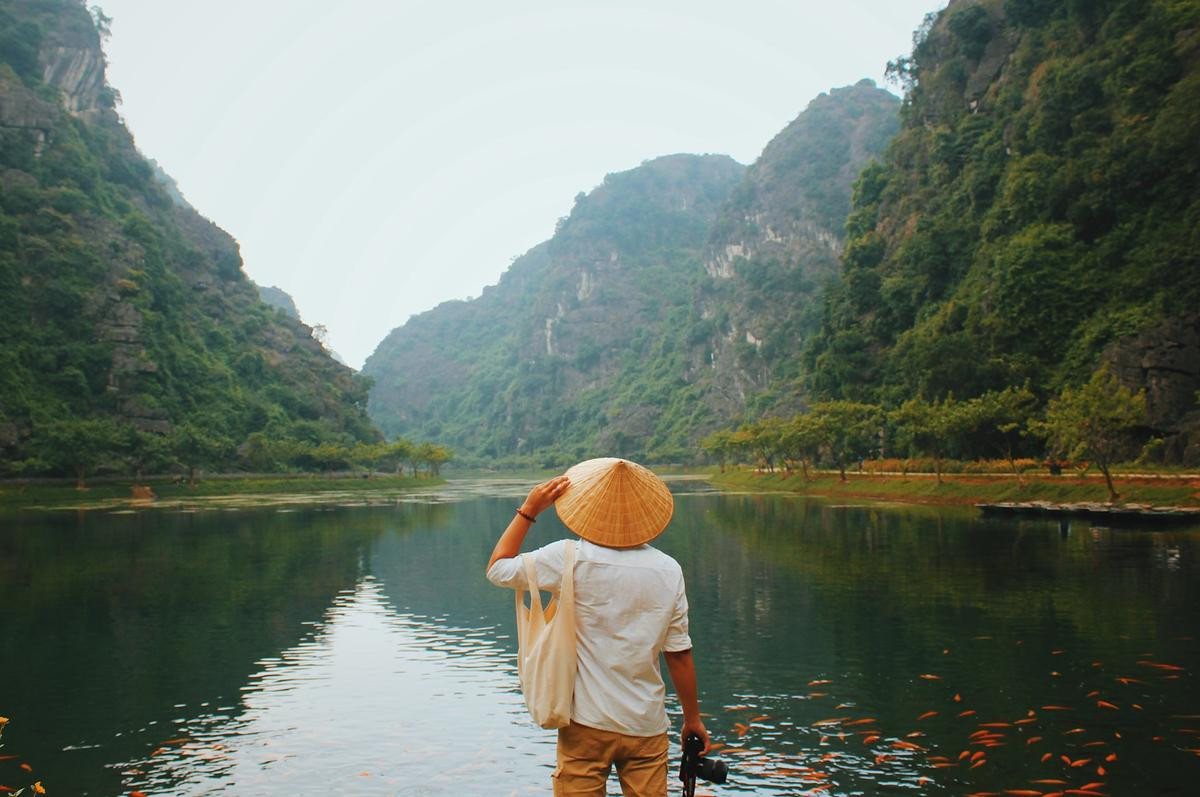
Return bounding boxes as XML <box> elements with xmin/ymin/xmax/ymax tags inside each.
<box><xmin>697</xmin><ymin>756</ymin><xmax>728</xmax><ymax>784</ymax></box>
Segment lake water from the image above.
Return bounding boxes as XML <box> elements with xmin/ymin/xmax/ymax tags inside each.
<box><xmin>2</xmin><ymin>478</ymin><xmax>1199</xmax><ymax>796</ymax></box>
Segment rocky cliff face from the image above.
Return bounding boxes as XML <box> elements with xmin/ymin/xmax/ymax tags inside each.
<box><xmin>1107</xmin><ymin>315</ymin><xmax>1200</xmax><ymax>463</ymax></box>
<box><xmin>0</xmin><ymin>0</ymin><xmax>378</xmax><ymax>472</ymax></box>
<box><xmin>694</xmin><ymin>80</ymin><xmax>899</xmax><ymax>417</ymax></box>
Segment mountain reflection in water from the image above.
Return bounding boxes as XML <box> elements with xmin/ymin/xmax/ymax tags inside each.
<box><xmin>1</xmin><ymin>480</ymin><xmax>1197</xmax><ymax>795</ymax></box>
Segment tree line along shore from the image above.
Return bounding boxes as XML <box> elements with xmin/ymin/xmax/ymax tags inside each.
<box><xmin>701</xmin><ymin>365</ymin><xmax>1199</xmax><ymax>506</ymax></box>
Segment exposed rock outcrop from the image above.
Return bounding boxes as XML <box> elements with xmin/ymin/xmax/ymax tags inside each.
<box><xmin>1108</xmin><ymin>315</ymin><xmax>1200</xmax><ymax>464</ymax></box>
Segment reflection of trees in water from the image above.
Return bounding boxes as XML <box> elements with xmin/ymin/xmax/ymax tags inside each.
<box><xmin>693</xmin><ymin>494</ymin><xmax>1200</xmax><ymax>640</ymax></box>
<box><xmin>0</xmin><ymin>503</ymin><xmax>448</xmax><ymax>795</ymax></box>
<box><xmin>655</xmin><ymin>496</ymin><xmax>1200</xmax><ymax>797</ymax></box>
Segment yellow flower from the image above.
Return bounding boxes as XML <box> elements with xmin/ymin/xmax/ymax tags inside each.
<box><xmin>34</xmin><ymin>781</ymin><xmax>46</xmax><ymax>794</ymax></box>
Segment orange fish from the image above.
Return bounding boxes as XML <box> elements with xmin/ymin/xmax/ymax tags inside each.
<box><xmin>1086</xmin><ymin>691</ymin><xmax>1100</xmax><ymax>698</ymax></box>
<box><xmin>1115</xmin><ymin>677</ymin><xmax>1146</xmax><ymax>686</ymax></box>
<box><xmin>954</xmin><ymin>693</ymin><xmax>963</xmax><ymax>702</ymax></box>
<box><xmin>1069</xmin><ymin>758</ymin><xmax>1092</xmax><ymax>768</ymax></box>
<box><xmin>1079</xmin><ymin>783</ymin><xmax>1105</xmax><ymax>791</ymax></box>
<box><xmin>1042</xmin><ymin>706</ymin><xmax>1072</xmax><ymax>711</ymax></box>
<box><xmin>1104</xmin><ymin>753</ymin><xmax>1116</xmax><ymax>762</ymax></box>
<box><xmin>1096</xmin><ymin>701</ymin><xmax>1118</xmax><ymax>710</ymax></box>
<box><xmin>971</xmin><ymin>758</ymin><xmax>987</xmax><ymax>769</ymax></box>
<box><xmin>131</xmin><ymin>793</ymin><xmax>148</xmax><ymax>797</ymax></box>
<box><xmin>1041</xmin><ymin>753</ymin><xmax>1053</xmax><ymax>763</ymax></box>
<box><xmin>1030</xmin><ymin>780</ymin><xmax>1067</xmax><ymax>785</ymax></box>
<box><xmin>1137</xmin><ymin>660</ymin><xmax>1185</xmax><ymax>671</ymax></box>
<box><xmin>733</xmin><ymin>723</ymin><xmax>750</xmax><ymax>737</ymax></box>
<box><xmin>808</xmin><ymin>679</ymin><xmax>832</xmax><ymax>686</ymax></box>
<box><xmin>932</xmin><ymin>762</ymin><xmax>958</xmax><ymax>768</ymax></box>
<box><xmin>1027</xmin><ymin>737</ymin><xmax>1043</xmax><ymax>745</ymax></box>
<box><xmin>971</xmin><ymin>751</ymin><xmax>986</xmax><ymax>762</ymax></box>
<box><xmin>862</xmin><ymin>735</ymin><xmax>880</xmax><ymax>744</ymax></box>
<box><xmin>957</xmin><ymin>750</ymin><xmax>971</xmax><ymax>760</ymax></box>
<box><xmin>1003</xmin><ymin>791</ymin><xmax>1043</xmax><ymax>796</ymax></box>
<box><xmin>917</xmin><ymin>711</ymin><xmax>938</xmax><ymax>720</ymax></box>
<box><xmin>980</xmin><ymin>722</ymin><xmax>1013</xmax><ymax>728</ymax></box>
<box><xmin>892</xmin><ymin>741</ymin><xmax>924</xmax><ymax>751</ymax></box>
<box><xmin>959</xmin><ymin>710</ymin><xmax>978</xmax><ymax>718</ymax></box>
<box><xmin>749</xmin><ymin>715</ymin><xmax>771</xmax><ymax>723</ymax></box>
<box><xmin>919</xmin><ymin>674</ymin><xmax>941</xmax><ymax>681</ymax></box>
<box><xmin>1016</xmin><ymin>718</ymin><xmax>1038</xmax><ymax>725</ymax></box>
<box><xmin>1064</xmin><ymin>729</ymin><xmax>1086</xmax><ymax>735</ymax></box>
<box><xmin>1096</xmin><ymin>766</ymin><xmax>1106</xmax><ymax>776</ymax></box>
<box><xmin>18</xmin><ymin>765</ymin><xmax>31</xmax><ymax>773</ymax></box>
<box><xmin>845</xmin><ymin>718</ymin><xmax>878</xmax><ymax>727</ymax></box>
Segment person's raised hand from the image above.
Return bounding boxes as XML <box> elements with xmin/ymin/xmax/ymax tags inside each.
<box><xmin>520</xmin><ymin>475</ymin><xmax>570</xmax><ymax>519</ymax></box>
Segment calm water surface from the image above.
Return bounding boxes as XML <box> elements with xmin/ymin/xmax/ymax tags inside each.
<box><xmin>2</xmin><ymin>479</ymin><xmax>1199</xmax><ymax>796</ymax></box>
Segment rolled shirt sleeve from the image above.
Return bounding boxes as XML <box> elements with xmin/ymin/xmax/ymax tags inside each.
<box><xmin>663</xmin><ymin>573</ymin><xmax>692</xmax><ymax>652</ymax></box>
<box><xmin>486</xmin><ymin>539</ymin><xmax>567</xmax><ymax>592</ymax></box>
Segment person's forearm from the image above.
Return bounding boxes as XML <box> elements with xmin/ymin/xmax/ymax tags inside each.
<box><xmin>486</xmin><ymin>512</ymin><xmax>534</xmax><ymax>573</ymax></box>
<box><xmin>485</xmin><ymin>476</ymin><xmax>570</xmax><ymax>575</ymax></box>
<box><xmin>664</xmin><ymin>649</ymin><xmax>701</xmax><ymax>721</ymax></box>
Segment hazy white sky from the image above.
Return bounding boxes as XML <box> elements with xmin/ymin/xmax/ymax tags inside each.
<box><xmin>97</xmin><ymin>0</ymin><xmax>942</xmax><ymax>368</ymax></box>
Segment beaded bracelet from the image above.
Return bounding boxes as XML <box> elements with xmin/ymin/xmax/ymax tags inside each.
<box><xmin>515</xmin><ymin>508</ymin><xmax>536</xmax><ymax>523</ymax></box>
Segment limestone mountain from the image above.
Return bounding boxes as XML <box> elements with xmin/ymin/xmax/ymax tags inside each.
<box><xmin>364</xmin><ymin>154</ymin><xmax>746</xmax><ymax>464</ymax></box>
<box><xmin>693</xmin><ymin>80</ymin><xmax>899</xmax><ymax>418</ymax></box>
<box><xmin>0</xmin><ymin>0</ymin><xmax>378</xmax><ymax>474</ymax></box>
<box><xmin>364</xmin><ymin>81</ymin><xmax>900</xmax><ymax>465</ymax></box>
<box><xmin>807</xmin><ymin>0</ymin><xmax>1200</xmax><ymax>460</ymax></box>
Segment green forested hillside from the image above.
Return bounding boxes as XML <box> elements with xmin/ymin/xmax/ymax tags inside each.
<box><xmin>365</xmin><ymin>83</ymin><xmax>900</xmax><ymax>466</ymax></box>
<box><xmin>807</xmin><ymin>0</ymin><xmax>1200</xmax><ymax>452</ymax></box>
<box><xmin>0</xmin><ymin>0</ymin><xmax>379</xmax><ymax>477</ymax></box>
<box><xmin>365</xmin><ymin>154</ymin><xmax>746</xmax><ymax>464</ymax></box>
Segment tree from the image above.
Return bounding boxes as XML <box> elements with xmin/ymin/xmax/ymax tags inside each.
<box><xmin>420</xmin><ymin>443</ymin><xmax>452</xmax><ymax>476</ymax></box>
<box><xmin>809</xmin><ymin>401</ymin><xmax>882</xmax><ymax>481</ymax></box>
<box><xmin>122</xmin><ymin>426</ymin><xmax>172</xmax><ymax>482</ymax></box>
<box><xmin>964</xmin><ymin>385</ymin><xmax>1039</xmax><ymax>482</ymax></box>
<box><xmin>35</xmin><ymin>417</ymin><xmax>122</xmax><ymax>488</ymax></box>
<box><xmin>700</xmin><ymin>429</ymin><xmax>735</xmax><ymax>471</ymax></box>
<box><xmin>170</xmin><ymin>423</ymin><xmax>234</xmax><ymax>485</ymax></box>
<box><xmin>889</xmin><ymin>395</ymin><xmax>970</xmax><ymax>483</ymax></box>
<box><xmin>1030</xmin><ymin>366</ymin><xmax>1145</xmax><ymax>501</ymax></box>
<box><xmin>778</xmin><ymin>413</ymin><xmax>824</xmax><ymax>482</ymax></box>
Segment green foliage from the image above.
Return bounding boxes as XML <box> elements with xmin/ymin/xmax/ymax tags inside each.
<box><xmin>1030</xmin><ymin>366</ymin><xmax>1146</xmax><ymax>500</ymax></box>
<box><xmin>810</xmin><ymin>0</ymin><xmax>1200</xmax><ymax>408</ymax></box>
<box><xmin>888</xmin><ymin>396</ymin><xmax>972</xmax><ymax>482</ymax></box>
<box><xmin>0</xmin><ymin>0</ymin><xmax>405</xmax><ymax>478</ymax></box>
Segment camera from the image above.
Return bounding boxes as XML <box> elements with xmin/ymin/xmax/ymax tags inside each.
<box><xmin>679</xmin><ymin>733</ymin><xmax>728</xmax><ymax>795</ymax></box>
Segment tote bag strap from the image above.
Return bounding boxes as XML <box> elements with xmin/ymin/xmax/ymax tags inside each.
<box><xmin>519</xmin><ymin>552</ymin><xmax>545</xmax><ymax>621</ymax></box>
<box><xmin>558</xmin><ymin>539</ymin><xmax>577</xmax><ymax>605</ymax></box>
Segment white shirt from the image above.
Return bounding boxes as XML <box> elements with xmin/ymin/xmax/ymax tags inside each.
<box><xmin>487</xmin><ymin>537</ymin><xmax>692</xmax><ymax>736</ymax></box>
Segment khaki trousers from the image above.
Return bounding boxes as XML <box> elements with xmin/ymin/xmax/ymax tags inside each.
<box><xmin>552</xmin><ymin>721</ymin><xmax>669</xmax><ymax>797</ymax></box>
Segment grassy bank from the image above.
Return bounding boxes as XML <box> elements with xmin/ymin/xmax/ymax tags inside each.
<box><xmin>0</xmin><ymin>473</ymin><xmax>441</xmax><ymax>513</ymax></box>
<box><xmin>708</xmin><ymin>468</ymin><xmax>1200</xmax><ymax>508</ymax></box>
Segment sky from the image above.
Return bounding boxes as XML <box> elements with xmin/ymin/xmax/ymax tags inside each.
<box><xmin>97</xmin><ymin>0</ymin><xmax>943</xmax><ymax>368</ymax></box>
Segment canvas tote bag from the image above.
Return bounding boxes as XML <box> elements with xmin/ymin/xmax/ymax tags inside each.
<box><xmin>514</xmin><ymin>540</ymin><xmax>578</xmax><ymax>729</ymax></box>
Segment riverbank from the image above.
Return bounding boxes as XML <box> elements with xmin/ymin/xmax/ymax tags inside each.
<box><xmin>0</xmin><ymin>473</ymin><xmax>441</xmax><ymax>513</ymax></box>
<box><xmin>708</xmin><ymin>468</ymin><xmax>1200</xmax><ymax>509</ymax></box>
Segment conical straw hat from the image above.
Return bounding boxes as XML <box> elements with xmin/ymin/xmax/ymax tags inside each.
<box><xmin>555</xmin><ymin>458</ymin><xmax>674</xmax><ymax>548</ymax></box>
